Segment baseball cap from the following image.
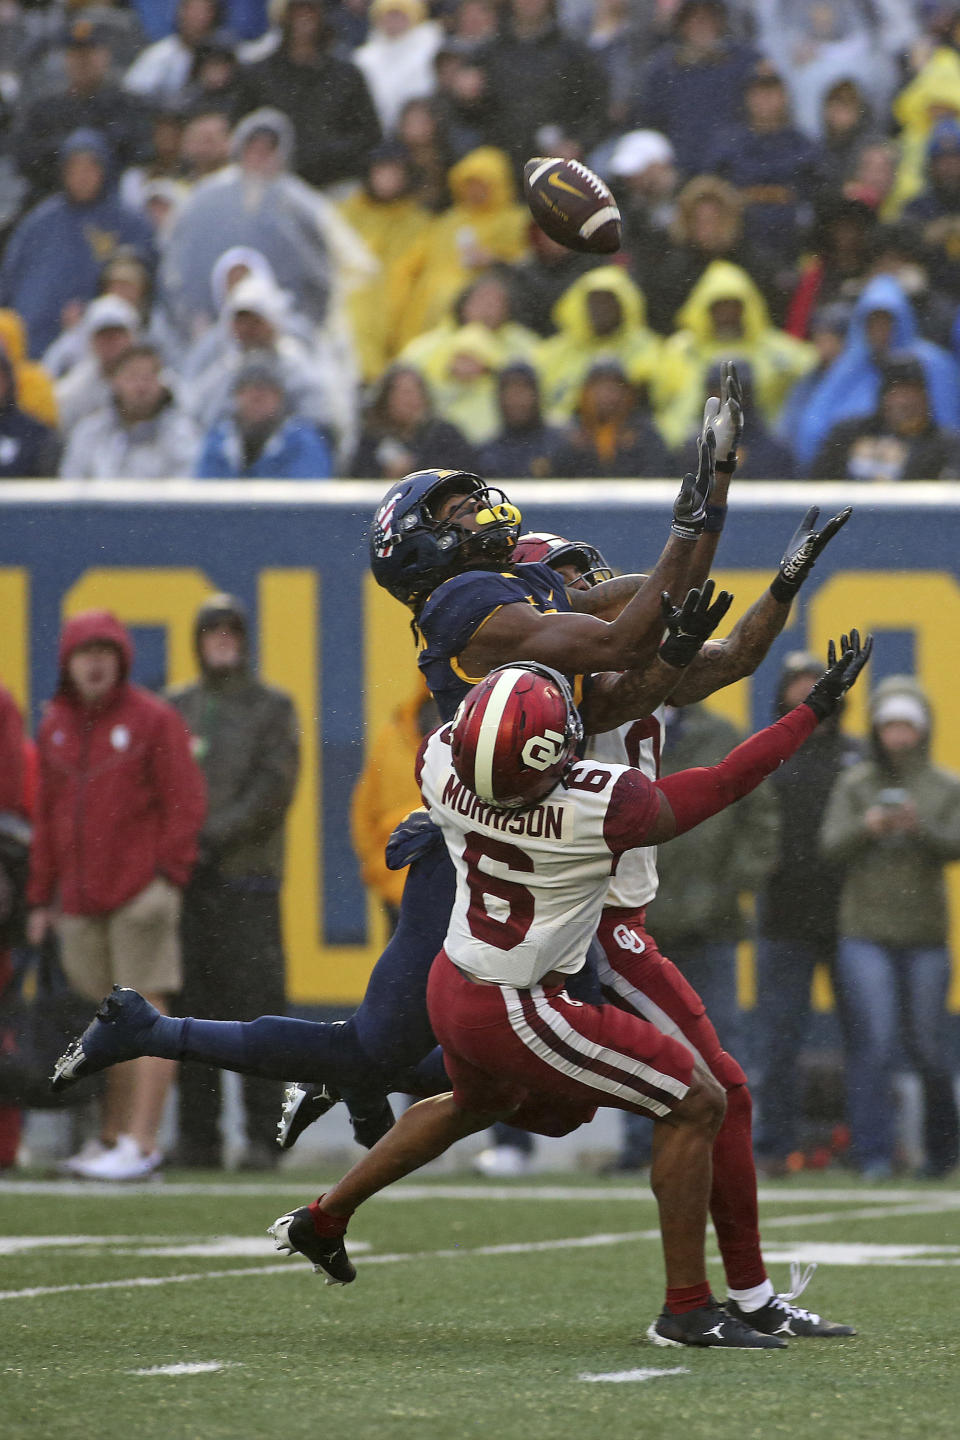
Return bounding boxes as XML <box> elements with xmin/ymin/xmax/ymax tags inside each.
<box><xmin>873</xmin><ymin>692</ymin><xmax>928</xmax><ymax>731</ymax></box>
<box><xmin>607</xmin><ymin>130</ymin><xmax>674</xmax><ymax>178</ymax></box>
<box><xmin>84</xmin><ymin>295</ymin><xmax>140</xmax><ymax>334</ymax></box>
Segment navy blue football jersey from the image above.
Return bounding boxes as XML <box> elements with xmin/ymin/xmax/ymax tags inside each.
<box><xmin>418</xmin><ymin>562</ymin><xmax>576</xmax><ymax>721</ymax></box>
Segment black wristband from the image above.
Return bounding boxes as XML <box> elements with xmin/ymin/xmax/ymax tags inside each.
<box><xmin>769</xmin><ymin>575</ymin><xmax>795</xmax><ymax>604</ymax></box>
<box><xmin>704</xmin><ymin>503</ymin><xmax>727</xmax><ymax>534</ymax></box>
<box><xmin>670</xmin><ymin>520</ymin><xmax>703</xmax><ymax>541</ymax></box>
<box><xmin>715</xmin><ymin>459</ymin><xmax>737</xmax><ymax>475</ymax></box>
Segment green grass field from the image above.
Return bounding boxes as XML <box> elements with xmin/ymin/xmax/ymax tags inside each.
<box><xmin>2</xmin><ymin>1171</ymin><xmax>960</xmax><ymax>1440</ymax></box>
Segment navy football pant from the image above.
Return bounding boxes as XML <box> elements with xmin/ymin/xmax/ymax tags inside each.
<box><xmin>142</xmin><ymin>842</ymin><xmax>601</xmax><ymax>1108</ymax></box>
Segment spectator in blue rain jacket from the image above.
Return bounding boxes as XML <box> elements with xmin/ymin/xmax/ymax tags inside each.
<box><xmin>195</xmin><ymin>357</ymin><xmax>333</xmax><ymax>479</ymax></box>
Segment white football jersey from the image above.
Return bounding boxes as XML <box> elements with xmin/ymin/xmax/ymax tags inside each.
<box><xmin>418</xmin><ymin>726</ymin><xmax>660</xmax><ymax>986</ymax></box>
<box><xmin>587</xmin><ymin>707</ymin><xmax>664</xmax><ymax>908</ymax></box>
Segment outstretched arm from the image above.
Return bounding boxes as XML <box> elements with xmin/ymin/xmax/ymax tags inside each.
<box><xmin>623</xmin><ymin>634</ymin><xmax>873</xmax><ymax>846</ymax></box>
<box><xmin>580</xmin><ymin>581</ymin><xmax>733</xmax><ymax>733</ymax></box>
<box><xmin>665</xmin><ymin>504</ymin><xmax>853</xmax><ymax>706</ymax></box>
<box><xmin>462</xmin><ymin>442</ymin><xmax>718</xmax><ymax>676</ymax></box>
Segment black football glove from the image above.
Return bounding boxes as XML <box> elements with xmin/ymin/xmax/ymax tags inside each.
<box><xmin>672</xmin><ymin>424</ymin><xmax>715</xmax><ymax>540</ymax></box>
<box><xmin>658</xmin><ymin>578</ymin><xmax>734</xmax><ymax>668</ymax></box>
<box><xmin>770</xmin><ymin>505</ymin><xmax>853</xmax><ymax>603</ymax></box>
<box><xmin>804</xmin><ymin>630</ymin><xmax>874</xmax><ymax>721</ymax></box>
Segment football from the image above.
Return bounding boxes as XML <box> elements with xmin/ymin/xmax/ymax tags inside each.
<box><xmin>522</xmin><ymin>156</ymin><xmax>622</xmax><ymax>255</ymax></box>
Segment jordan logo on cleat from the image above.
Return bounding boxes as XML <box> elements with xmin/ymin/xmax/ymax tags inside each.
<box><xmin>775</xmin><ymin>1321</ymin><xmax>795</xmax><ymax>1336</ymax></box>
<box><xmin>705</xmin><ymin>1323</ymin><xmax>726</xmax><ymax>1340</ymax></box>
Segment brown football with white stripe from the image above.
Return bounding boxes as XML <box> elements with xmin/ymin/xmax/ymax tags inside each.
<box><xmin>523</xmin><ymin>156</ymin><xmax>622</xmax><ymax>255</ymax></box>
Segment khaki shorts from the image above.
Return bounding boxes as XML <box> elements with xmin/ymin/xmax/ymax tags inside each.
<box><xmin>57</xmin><ymin>877</ymin><xmax>182</xmax><ymax>1002</ymax></box>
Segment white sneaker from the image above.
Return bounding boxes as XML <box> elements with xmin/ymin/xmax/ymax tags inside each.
<box><xmin>69</xmin><ymin>1133</ymin><xmax>163</xmax><ymax>1181</ymax></box>
<box><xmin>472</xmin><ymin>1145</ymin><xmax>532</xmax><ymax>1178</ymax></box>
<box><xmin>61</xmin><ymin>1138</ymin><xmax>110</xmax><ymax>1175</ymax></box>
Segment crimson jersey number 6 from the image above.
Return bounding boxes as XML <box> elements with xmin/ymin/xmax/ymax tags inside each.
<box><xmin>462</xmin><ymin>831</ymin><xmax>535</xmax><ymax>950</ymax></box>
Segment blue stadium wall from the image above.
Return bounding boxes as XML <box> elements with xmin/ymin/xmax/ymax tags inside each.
<box><xmin>2</xmin><ymin>479</ymin><xmax>960</xmax><ymax>1012</ymax></box>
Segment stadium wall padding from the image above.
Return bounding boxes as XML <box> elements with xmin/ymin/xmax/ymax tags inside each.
<box><xmin>3</xmin><ymin>479</ymin><xmax>960</xmax><ymax>1008</ymax></box>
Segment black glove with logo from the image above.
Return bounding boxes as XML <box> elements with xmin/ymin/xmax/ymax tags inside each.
<box><xmin>671</xmin><ymin>425</ymin><xmax>715</xmax><ymax>540</ymax></box>
<box><xmin>659</xmin><ymin>578</ymin><xmax>734</xmax><ymax>668</ymax></box>
<box><xmin>771</xmin><ymin>505</ymin><xmax>852</xmax><ymax>603</ymax></box>
<box><xmin>804</xmin><ymin>630</ymin><xmax>874</xmax><ymax>721</ymax></box>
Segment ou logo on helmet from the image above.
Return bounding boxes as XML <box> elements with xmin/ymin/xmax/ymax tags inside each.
<box><xmin>521</xmin><ymin>728</ymin><xmax>566</xmax><ymax>771</ymax></box>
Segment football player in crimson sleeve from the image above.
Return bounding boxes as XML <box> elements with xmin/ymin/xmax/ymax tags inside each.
<box><xmin>262</xmin><ymin>653</ymin><xmax>867</xmax><ymax>1346</ymax></box>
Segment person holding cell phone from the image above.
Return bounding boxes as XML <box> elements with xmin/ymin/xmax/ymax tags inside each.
<box><xmin>821</xmin><ymin>677</ymin><xmax>960</xmax><ymax>1180</ymax></box>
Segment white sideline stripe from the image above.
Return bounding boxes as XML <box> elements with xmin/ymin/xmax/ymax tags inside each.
<box><xmin>0</xmin><ymin>1179</ymin><xmax>954</xmax><ymax>1202</ymax></box>
<box><xmin>129</xmin><ymin>1362</ymin><xmax>241</xmax><ymax>1377</ymax></box>
<box><xmin>579</xmin><ymin>1367</ymin><xmax>689</xmax><ymax>1383</ymax></box>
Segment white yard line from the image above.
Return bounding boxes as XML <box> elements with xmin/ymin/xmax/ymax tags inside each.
<box><xmin>579</xmin><ymin>1367</ymin><xmax>690</xmax><ymax>1383</ymax></box>
<box><xmin>3</xmin><ymin>1191</ymin><xmax>960</xmax><ymax>1303</ymax></box>
<box><xmin>129</xmin><ymin>1362</ymin><xmax>241</xmax><ymax>1376</ymax></box>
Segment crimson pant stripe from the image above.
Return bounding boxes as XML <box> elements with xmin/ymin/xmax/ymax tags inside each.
<box><xmin>516</xmin><ymin>989</ymin><xmax>681</xmax><ymax>1113</ymax></box>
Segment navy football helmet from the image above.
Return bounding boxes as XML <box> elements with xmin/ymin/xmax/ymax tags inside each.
<box><xmin>512</xmin><ymin>531</ymin><xmax>613</xmax><ymax>587</ymax></box>
<box><xmin>369</xmin><ymin>469</ymin><xmax>522</xmax><ymax>609</ymax></box>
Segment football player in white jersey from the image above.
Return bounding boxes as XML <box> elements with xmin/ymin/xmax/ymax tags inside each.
<box><xmin>268</xmin><ymin>645</ymin><xmax>870</xmax><ymax>1348</ymax></box>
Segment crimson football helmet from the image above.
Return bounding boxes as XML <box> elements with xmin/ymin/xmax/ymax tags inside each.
<box><xmin>512</xmin><ymin>532</ymin><xmax>613</xmax><ymax>587</ymax></box>
<box><xmin>450</xmin><ymin>663</ymin><xmax>583</xmax><ymax>809</ymax></box>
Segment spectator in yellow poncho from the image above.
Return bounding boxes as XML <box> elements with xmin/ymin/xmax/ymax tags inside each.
<box><xmin>0</xmin><ymin>310</ymin><xmax>58</xmax><ymax>429</ymax></box>
<box><xmin>425</xmin><ymin>322</ymin><xmax>505</xmax><ymax>445</ymax></box>
<box><xmin>400</xmin><ymin>268</ymin><xmax>538</xmax><ymax>379</ymax></box>
<box><xmin>339</xmin><ymin>143</ymin><xmax>432</xmax><ymax>381</ymax></box>
<box><xmin>533</xmin><ymin>265</ymin><xmax>661</xmax><ymax>424</ymax></box>
<box><xmin>350</xmin><ymin>673</ymin><xmax>439</xmax><ymax>920</ymax></box>
<box><xmin>654</xmin><ymin>260</ymin><xmax>816</xmax><ymax>449</ymax></box>
<box><xmin>887</xmin><ymin>45</ymin><xmax>960</xmax><ymax>218</ymax></box>
<box><xmin>386</xmin><ymin>146</ymin><xmax>529</xmax><ymax>350</ymax></box>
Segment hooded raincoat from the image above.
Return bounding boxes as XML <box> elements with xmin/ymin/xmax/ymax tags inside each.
<box><xmin>793</xmin><ymin>275</ymin><xmax>960</xmax><ymax>468</ymax></box>
<box><xmin>0</xmin><ymin>129</ymin><xmax>154</xmax><ymax>358</ymax></box>
<box><xmin>820</xmin><ymin>676</ymin><xmax>960</xmax><ymax>948</ymax></box>
<box><xmin>654</xmin><ymin>260</ymin><xmax>816</xmax><ymax>449</ymax></box>
<box><xmin>386</xmin><ymin>147</ymin><xmax>529</xmax><ymax>348</ymax></box>
<box><xmin>533</xmin><ymin>265</ymin><xmax>662</xmax><ymax>424</ymax></box>
<box><xmin>28</xmin><ymin>611</ymin><xmax>206</xmax><ymax>916</ymax></box>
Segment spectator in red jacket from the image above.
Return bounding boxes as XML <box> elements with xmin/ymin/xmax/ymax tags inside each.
<box><xmin>27</xmin><ymin>610</ymin><xmax>205</xmax><ymax>1180</ymax></box>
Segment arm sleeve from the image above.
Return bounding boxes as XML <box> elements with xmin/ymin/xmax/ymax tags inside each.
<box><xmin>201</xmin><ymin>697</ymin><xmax>300</xmax><ymax>853</ymax></box>
<box><xmin>819</xmin><ymin>769</ymin><xmax>872</xmax><ymax>864</ymax></box>
<box><xmin>152</xmin><ymin>705</ymin><xmax>207</xmax><ymax>886</ymax></box>
<box><xmin>914</xmin><ymin>776</ymin><xmax>960</xmax><ymax>862</ymax></box>
<box><xmin>656</xmin><ymin>704</ymin><xmax>819</xmax><ymax>837</ymax></box>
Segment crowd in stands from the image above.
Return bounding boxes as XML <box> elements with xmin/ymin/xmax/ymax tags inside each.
<box><xmin>2</xmin><ymin>0</ymin><xmax>960</xmax><ymax>482</ymax></box>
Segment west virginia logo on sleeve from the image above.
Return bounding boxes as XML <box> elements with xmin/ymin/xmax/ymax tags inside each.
<box><xmin>521</xmin><ymin>729</ymin><xmax>566</xmax><ymax>771</ymax></box>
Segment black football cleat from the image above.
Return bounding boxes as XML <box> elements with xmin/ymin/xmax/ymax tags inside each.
<box><xmin>276</xmin><ymin>1081</ymin><xmax>341</xmax><ymax>1150</ymax></box>
<box><xmin>51</xmin><ymin>986</ymin><xmax>161</xmax><ymax>1091</ymax></box>
<box><xmin>268</xmin><ymin>1206</ymin><xmax>356</xmax><ymax>1285</ymax></box>
<box><xmin>725</xmin><ymin>1294</ymin><xmax>855</xmax><ymax>1338</ymax></box>
<box><xmin>348</xmin><ymin>1095</ymin><xmax>396</xmax><ymax>1150</ymax></box>
<box><xmin>647</xmin><ymin>1296</ymin><xmax>786</xmax><ymax>1349</ymax></box>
